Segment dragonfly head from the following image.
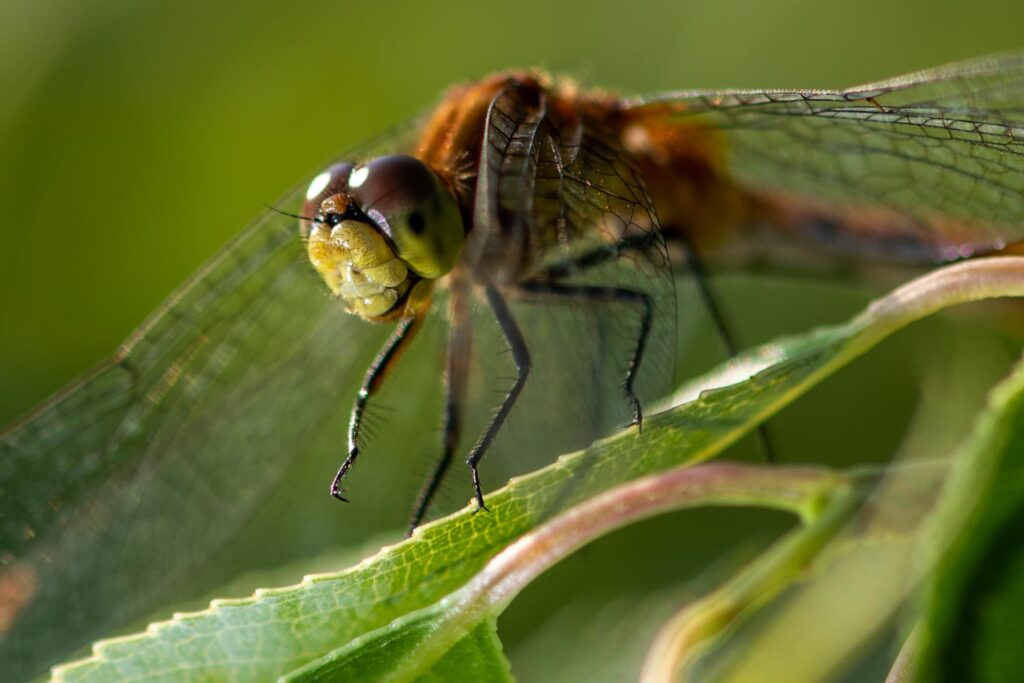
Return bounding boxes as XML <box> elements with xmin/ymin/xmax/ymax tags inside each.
<box><xmin>300</xmin><ymin>154</ymin><xmax>464</xmax><ymax>320</ymax></box>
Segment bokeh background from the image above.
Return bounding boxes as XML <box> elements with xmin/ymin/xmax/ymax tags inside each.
<box><xmin>2</xmin><ymin>0</ymin><xmax>1024</xmax><ymax>680</ymax></box>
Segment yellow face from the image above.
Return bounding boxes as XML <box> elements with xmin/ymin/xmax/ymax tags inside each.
<box><xmin>301</xmin><ymin>155</ymin><xmax>465</xmax><ymax>320</ymax></box>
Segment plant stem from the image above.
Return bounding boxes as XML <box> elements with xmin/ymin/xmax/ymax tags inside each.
<box><xmin>638</xmin><ymin>480</ymin><xmax>861</xmax><ymax>682</ymax></box>
<box><xmin>447</xmin><ymin>463</ymin><xmax>844</xmax><ymax>617</ymax></box>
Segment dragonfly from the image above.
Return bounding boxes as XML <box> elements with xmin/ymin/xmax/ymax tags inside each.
<box><xmin>4</xmin><ymin>52</ymin><xmax>1024</xmax><ymax>680</ymax></box>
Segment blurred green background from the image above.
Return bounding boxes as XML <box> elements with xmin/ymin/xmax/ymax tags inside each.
<box><xmin>2</xmin><ymin>0</ymin><xmax>1024</xmax><ymax>680</ymax></box>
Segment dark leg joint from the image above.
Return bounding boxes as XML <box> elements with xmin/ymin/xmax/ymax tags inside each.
<box><xmin>330</xmin><ymin>450</ymin><xmax>357</xmax><ymax>503</ymax></box>
<box><xmin>469</xmin><ymin>463</ymin><xmax>489</xmax><ymax>513</ymax></box>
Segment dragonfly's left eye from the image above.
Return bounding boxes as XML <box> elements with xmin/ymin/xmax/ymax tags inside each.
<box><xmin>348</xmin><ymin>155</ymin><xmax>464</xmax><ymax>279</ymax></box>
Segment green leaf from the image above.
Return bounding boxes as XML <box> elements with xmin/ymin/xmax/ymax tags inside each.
<box><xmin>283</xmin><ymin>463</ymin><xmax>846</xmax><ymax>683</ymax></box>
<box><xmin>411</xmin><ymin>621</ymin><xmax>512</xmax><ymax>683</ymax></box>
<box><xmin>914</xmin><ymin>342</ymin><xmax>1024</xmax><ymax>681</ymax></box>
<box><xmin>41</xmin><ymin>257</ymin><xmax>1024</xmax><ymax>681</ymax></box>
<box><xmin>282</xmin><ymin>615</ymin><xmax>512</xmax><ymax>683</ymax></box>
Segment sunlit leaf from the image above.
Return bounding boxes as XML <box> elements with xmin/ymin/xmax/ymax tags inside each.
<box><xmin>914</xmin><ymin>345</ymin><xmax>1024</xmax><ymax>682</ymax></box>
<box><xmin>44</xmin><ymin>257</ymin><xmax>1024</xmax><ymax>681</ymax></box>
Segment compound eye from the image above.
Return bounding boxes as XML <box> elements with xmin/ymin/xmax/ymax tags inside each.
<box><xmin>299</xmin><ymin>162</ymin><xmax>355</xmax><ymax>236</ymax></box>
<box><xmin>348</xmin><ymin>155</ymin><xmax>465</xmax><ymax>279</ymax></box>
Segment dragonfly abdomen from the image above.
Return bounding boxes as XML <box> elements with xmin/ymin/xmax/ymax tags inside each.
<box><xmin>617</xmin><ymin>105</ymin><xmax>1013</xmax><ymax>271</ymax></box>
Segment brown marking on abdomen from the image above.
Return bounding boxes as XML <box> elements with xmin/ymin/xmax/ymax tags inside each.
<box><xmin>614</xmin><ymin>104</ymin><xmax>762</xmax><ymax>251</ymax></box>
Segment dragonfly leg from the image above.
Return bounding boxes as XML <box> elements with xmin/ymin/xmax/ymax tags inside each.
<box><xmin>332</xmin><ymin>313</ymin><xmax>424</xmax><ymax>502</ymax></box>
<box><xmin>673</xmin><ymin>232</ymin><xmax>777</xmax><ymax>463</ymax></box>
<box><xmin>517</xmin><ymin>281</ymin><xmax>653</xmax><ymax>429</ymax></box>
<box><xmin>465</xmin><ymin>284</ymin><xmax>531</xmax><ymax>513</ymax></box>
<box><xmin>406</xmin><ymin>283</ymin><xmax>472</xmax><ymax>535</ymax></box>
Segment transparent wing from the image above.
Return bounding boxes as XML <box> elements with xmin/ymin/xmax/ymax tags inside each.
<box><xmin>623</xmin><ymin>51</ymin><xmax>1024</xmax><ymax>262</ymax></box>
<box><xmin>0</xmin><ymin>129</ymin><xmax>420</xmax><ymax>679</ymax></box>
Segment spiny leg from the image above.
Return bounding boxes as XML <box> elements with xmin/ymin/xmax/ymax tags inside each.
<box><xmin>466</xmin><ymin>284</ymin><xmax>531</xmax><ymax>512</ymax></box>
<box><xmin>406</xmin><ymin>283</ymin><xmax>472</xmax><ymax>535</ymax></box>
<box><xmin>674</xmin><ymin>232</ymin><xmax>777</xmax><ymax>463</ymax></box>
<box><xmin>332</xmin><ymin>313</ymin><xmax>424</xmax><ymax>502</ymax></box>
<box><xmin>517</xmin><ymin>281</ymin><xmax>653</xmax><ymax>429</ymax></box>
